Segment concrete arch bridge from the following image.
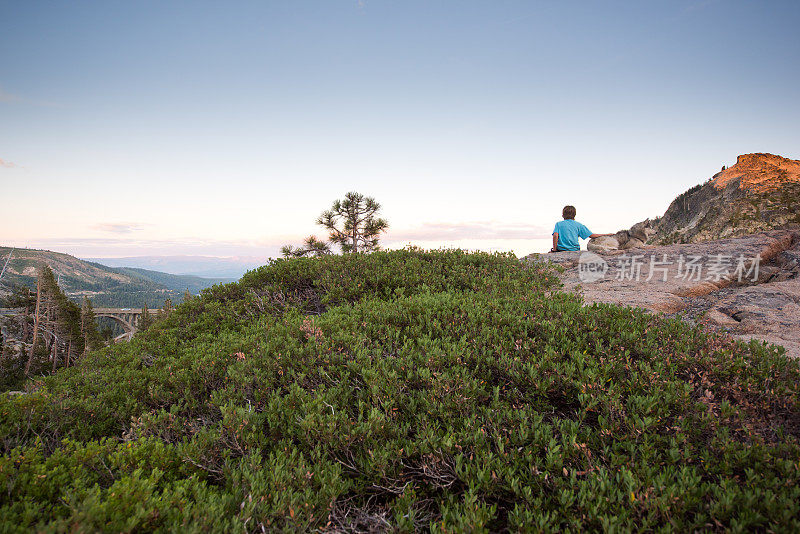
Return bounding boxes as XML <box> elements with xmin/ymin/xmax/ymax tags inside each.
<box><xmin>93</xmin><ymin>308</ymin><xmax>161</xmax><ymax>341</ymax></box>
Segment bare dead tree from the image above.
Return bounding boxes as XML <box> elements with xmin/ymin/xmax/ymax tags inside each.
<box><xmin>51</xmin><ymin>335</ymin><xmax>58</xmax><ymax>373</ymax></box>
<box><xmin>24</xmin><ymin>276</ymin><xmax>42</xmax><ymax>376</ymax></box>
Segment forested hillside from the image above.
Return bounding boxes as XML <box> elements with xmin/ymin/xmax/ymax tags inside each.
<box><xmin>0</xmin><ymin>247</ymin><xmax>228</xmax><ymax>308</ymax></box>
<box><xmin>109</xmin><ymin>266</ymin><xmax>232</xmax><ymax>295</ymax></box>
<box><xmin>0</xmin><ymin>266</ymin><xmax>104</xmax><ymax>391</ymax></box>
<box><xmin>1</xmin><ymin>250</ymin><xmax>798</xmax><ymax>531</ymax></box>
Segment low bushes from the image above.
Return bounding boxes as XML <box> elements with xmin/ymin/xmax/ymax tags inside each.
<box><xmin>1</xmin><ymin>249</ymin><xmax>798</xmax><ymax>531</ymax></box>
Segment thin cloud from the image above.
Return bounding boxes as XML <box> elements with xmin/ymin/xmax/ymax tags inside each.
<box><xmin>13</xmin><ymin>236</ymin><xmax>287</xmax><ymax>259</ymax></box>
<box><xmin>0</xmin><ymin>86</ymin><xmax>58</xmax><ymax>107</ymax></box>
<box><xmin>0</xmin><ymin>158</ymin><xmax>18</xmax><ymax>168</ymax></box>
<box><xmin>387</xmin><ymin>221</ymin><xmax>550</xmax><ymax>242</ymax></box>
<box><xmin>92</xmin><ymin>222</ymin><xmax>148</xmax><ymax>234</ymax></box>
<box><xmin>0</xmin><ymin>87</ymin><xmax>20</xmax><ymax>103</ymax></box>
<box><xmin>22</xmin><ymin>234</ymin><xmax>298</xmax><ymax>251</ymax></box>
<box><xmin>34</xmin><ymin>237</ymin><xmax>200</xmax><ymax>248</ymax></box>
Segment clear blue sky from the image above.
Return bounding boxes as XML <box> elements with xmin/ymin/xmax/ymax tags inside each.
<box><xmin>1</xmin><ymin>0</ymin><xmax>799</xmax><ymax>258</ymax></box>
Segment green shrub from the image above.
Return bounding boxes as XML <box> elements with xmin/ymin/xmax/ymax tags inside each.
<box><xmin>1</xmin><ymin>249</ymin><xmax>798</xmax><ymax>531</ymax></box>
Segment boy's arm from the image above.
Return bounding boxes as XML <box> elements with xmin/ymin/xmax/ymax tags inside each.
<box><xmin>589</xmin><ymin>233</ymin><xmax>614</xmax><ymax>239</ymax></box>
<box><xmin>550</xmin><ymin>232</ymin><xmax>559</xmax><ymax>252</ymax></box>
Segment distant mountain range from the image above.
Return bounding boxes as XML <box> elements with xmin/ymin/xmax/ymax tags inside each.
<box><xmin>99</xmin><ymin>266</ymin><xmax>234</xmax><ymax>294</ymax></box>
<box><xmin>0</xmin><ymin>247</ymin><xmax>234</xmax><ymax>308</ymax></box>
<box><xmin>83</xmin><ymin>255</ymin><xmax>267</xmax><ymax>279</ymax></box>
<box><xmin>654</xmin><ymin>153</ymin><xmax>800</xmax><ymax>244</ymax></box>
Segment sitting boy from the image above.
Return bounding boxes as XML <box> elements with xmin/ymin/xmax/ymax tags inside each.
<box><xmin>550</xmin><ymin>205</ymin><xmax>612</xmax><ymax>252</ymax></box>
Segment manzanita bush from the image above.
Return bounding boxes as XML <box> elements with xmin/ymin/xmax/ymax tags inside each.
<box><xmin>1</xmin><ymin>249</ymin><xmax>798</xmax><ymax>532</ymax></box>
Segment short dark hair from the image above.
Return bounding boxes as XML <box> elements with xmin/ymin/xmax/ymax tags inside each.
<box><xmin>562</xmin><ymin>205</ymin><xmax>576</xmax><ymax>220</ymax></box>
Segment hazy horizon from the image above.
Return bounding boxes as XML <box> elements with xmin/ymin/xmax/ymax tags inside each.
<box><xmin>2</xmin><ymin>1</ymin><xmax>799</xmax><ymax>258</ymax></box>
<box><xmin>83</xmin><ymin>254</ymin><xmax>265</xmax><ymax>278</ymax></box>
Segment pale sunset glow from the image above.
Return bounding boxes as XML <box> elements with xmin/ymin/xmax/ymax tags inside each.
<box><xmin>2</xmin><ymin>1</ymin><xmax>799</xmax><ymax>261</ymax></box>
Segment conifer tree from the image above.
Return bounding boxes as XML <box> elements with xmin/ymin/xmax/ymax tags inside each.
<box><xmin>80</xmin><ymin>297</ymin><xmax>102</xmax><ymax>356</ymax></box>
<box><xmin>281</xmin><ymin>235</ymin><xmax>332</xmax><ymax>258</ymax></box>
<box><xmin>43</xmin><ymin>266</ymin><xmax>60</xmax><ymax>372</ymax></box>
<box><xmin>25</xmin><ymin>265</ymin><xmax>60</xmax><ymax>375</ymax></box>
<box><xmin>317</xmin><ymin>192</ymin><xmax>388</xmax><ymax>253</ymax></box>
<box><xmin>162</xmin><ymin>298</ymin><xmax>173</xmax><ymax>318</ymax></box>
<box><xmin>139</xmin><ymin>304</ymin><xmax>153</xmax><ymax>332</ymax></box>
<box><xmin>23</xmin><ymin>266</ymin><xmax>96</xmax><ymax>375</ymax></box>
<box><xmin>6</xmin><ymin>283</ymin><xmax>35</xmax><ymax>309</ymax></box>
<box><xmin>281</xmin><ymin>192</ymin><xmax>389</xmax><ymax>257</ymax></box>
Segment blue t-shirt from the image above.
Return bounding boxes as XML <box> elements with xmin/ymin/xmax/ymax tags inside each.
<box><xmin>553</xmin><ymin>219</ymin><xmax>592</xmax><ymax>251</ymax></box>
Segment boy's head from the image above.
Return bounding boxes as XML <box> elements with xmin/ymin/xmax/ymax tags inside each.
<box><xmin>562</xmin><ymin>205</ymin><xmax>576</xmax><ymax>220</ymax></box>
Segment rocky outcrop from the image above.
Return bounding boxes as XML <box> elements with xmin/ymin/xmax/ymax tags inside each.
<box><xmin>525</xmin><ymin>229</ymin><xmax>800</xmax><ymax>358</ymax></box>
<box><xmin>588</xmin><ymin>220</ymin><xmax>655</xmax><ymax>252</ymax></box>
<box><xmin>653</xmin><ymin>153</ymin><xmax>800</xmax><ymax>245</ymax></box>
<box><xmin>714</xmin><ymin>153</ymin><xmax>800</xmax><ymax>191</ymax></box>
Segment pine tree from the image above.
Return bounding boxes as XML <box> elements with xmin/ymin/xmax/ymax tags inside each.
<box><xmin>80</xmin><ymin>297</ymin><xmax>91</xmax><ymax>356</ymax></box>
<box><xmin>25</xmin><ymin>265</ymin><xmax>59</xmax><ymax>376</ymax></box>
<box><xmin>40</xmin><ymin>266</ymin><xmax>62</xmax><ymax>373</ymax></box>
<box><xmin>24</xmin><ymin>265</ymin><xmax>96</xmax><ymax>375</ymax></box>
<box><xmin>281</xmin><ymin>236</ymin><xmax>332</xmax><ymax>258</ymax></box>
<box><xmin>317</xmin><ymin>192</ymin><xmax>388</xmax><ymax>253</ymax></box>
<box><xmin>51</xmin><ymin>333</ymin><xmax>58</xmax><ymax>373</ymax></box>
<box><xmin>139</xmin><ymin>304</ymin><xmax>153</xmax><ymax>332</ymax></box>
<box><xmin>5</xmin><ymin>283</ymin><xmax>35</xmax><ymax>309</ymax></box>
<box><xmin>162</xmin><ymin>298</ymin><xmax>173</xmax><ymax>318</ymax></box>
<box><xmin>81</xmin><ymin>297</ymin><xmax>102</xmax><ymax>356</ymax></box>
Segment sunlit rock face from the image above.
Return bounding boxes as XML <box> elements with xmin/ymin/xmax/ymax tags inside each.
<box><xmin>654</xmin><ymin>153</ymin><xmax>800</xmax><ymax>245</ymax></box>
<box><xmin>712</xmin><ymin>153</ymin><xmax>800</xmax><ymax>192</ymax></box>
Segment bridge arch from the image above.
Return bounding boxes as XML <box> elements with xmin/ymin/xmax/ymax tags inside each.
<box><xmin>92</xmin><ymin>308</ymin><xmax>160</xmax><ymax>342</ymax></box>
<box><xmin>94</xmin><ymin>313</ymin><xmax>136</xmax><ymax>341</ymax></box>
